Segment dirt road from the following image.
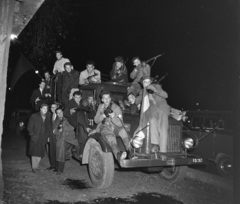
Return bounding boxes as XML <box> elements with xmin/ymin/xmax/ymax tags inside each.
<box><xmin>2</xmin><ymin>130</ymin><xmax>233</xmax><ymax>204</ymax></box>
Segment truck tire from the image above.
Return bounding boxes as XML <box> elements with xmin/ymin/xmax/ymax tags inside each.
<box><xmin>88</xmin><ymin>142</ymin><xmax>114</xmax><ymax>189</ymax></box>
<box><xmin>216</xmin><ymin>154</ymin><xmax>232</xmax><ymax>178</ymax></box>
<box><xmin>160</xmin><ymin>166</ymin><xmax>188</xmax><ymax>183</ymax></box>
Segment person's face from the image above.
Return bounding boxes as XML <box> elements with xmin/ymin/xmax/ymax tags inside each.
<box><xmin>65</xmin><ymin>65</ymin><xmax>72</xmax><ymax>73</ymax></box>
<box><xmin>102</xmin><ymin>94</ymin><xmax>111</xmax><ymax>106</ymax></box>
<box><xmin>86</xmin><ymin>64</ymin><xmax>94</xmax><ymax>73</ymax></box>
<box><xmin>39</xmin><ymin>82</ymin><xmax>45</xmax><ymax>89</ymax></box>
<box><xmin>143</xmin><ymin>79</ymin><xmax>151</xmax><ymax>87</ymax></box>
<box><xmin>128</xmin><ymin>94</ymin><xmax>136</xmax><ymax>103</ymax></box>
<box><xmin>73</xmin><ymin>94</ymin><xmax>82</xmax><ymax>104</ymax></box>
<box><xmin>133</xmin><ymin>59</ymin><xmax>140</xmax><ymax>67</ymax></box>
<box><xmin>51</xmin><ymin>104</ymin><xmax>57</xmax><ymax>114</ymax></box>
<box><xmin>87</xmin><ymin>96</ymin><xmax>94</xmax><ymax>104</ymax></box>
<box><xmin>44</xmin><ymin>72</ymin><xmax>50</xmax><ymax>79</ymax></box>
<box><xmin>116</xmin><ymin>62</ymin><xmax>122</xmax><ymax>69</ymax></box>
<box><xmin>56</xmin><ymin>53</ymin><xmax>62</xmax><ymax>60</ymax></box>
<box><xmin>56</xmin><ymin>109</ymin><xmax>63</xmax><ymax>118</ymax></box>
<box><xmin>40</xmin><ymin>106</ymin><xmax>48</xmax><ymax>115</ymax></box>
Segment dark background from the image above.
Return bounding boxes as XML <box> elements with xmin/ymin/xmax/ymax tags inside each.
<box><xmin>5</xmin><ymin>0</ymin><xmax>239</xmax><ymax>115</ymax></box>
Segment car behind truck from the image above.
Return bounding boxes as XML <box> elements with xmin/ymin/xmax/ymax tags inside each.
<box><xmin>74</xmin><ymin>82</ymin><xmax>207</xmax><ymax>189</ymax></box>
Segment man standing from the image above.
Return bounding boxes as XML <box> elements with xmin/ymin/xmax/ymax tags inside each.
<box><xmin>53</xmin><ymin>108</ymin><xmax>79</xmax><ymax>175</ymax></box>
<box><xmin>62</xmin><ymin>62</ymin><xmax>79</xmax><ymax>104</ymax></box>
<box><xmin>46</xmin><ymin>103</ymin><xmax>58</xmax><ymax>171</ymax></box>
<box><xmin>30</xmin><ymin>81</ymin><xmax>49</xmax><ymax>111</ymax></box>
<box><xmin>52</xmin><ymin>51</ymin><xmax>70</xmax><ymax>102</ymax></box>
<box><xmin>94</xmin><ymin>91</ymin><xmax>132</xmax><ymax>161</ymax></box>
<box><xmin>128</xmin><ymin>57</ymin><xmax>151</xmax><ymax>96</ymax></box>
<box><xmin>142</xmin><ymin>76</ymin><xmax>170</xmax><ymax>156</ymax></box>
<box><xmin>79</xmin><ymin>61</ymin><xmax>101</xmax><ymax>85</ymax></box>
<box><xmin>110</xmin><ymin>56</ymin><xmax>128</xmax><ymax>83</ymax></box>
<box><xmin>43</xmin><ymin>71</ymin><xmax>54</xmax><ymax>104</ymax></box>
<box><xmin>27</xmin><ymin>104</ymin><xmax>51</xmax><ymax>173</ymax></box>
<box><xmin>64</xmin><ymin>91</ymin><xmax>90</xmax><ymax>157</ymax></box>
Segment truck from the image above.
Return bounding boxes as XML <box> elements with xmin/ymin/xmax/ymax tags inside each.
<box><xmin>74</xmin><ymin>82</ymin><xmax>207</xmax><ymax>189</ymax></box>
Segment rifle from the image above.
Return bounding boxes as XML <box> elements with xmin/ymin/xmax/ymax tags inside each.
<box><xmin>145</xmin><ymin>53</ymin><xmax>164</xmax><ymax>63</ymax></box>
<box><xmin>147</xmin><ymin>73</ymin><xmax>169</xmax><ymax>94</ymax></box>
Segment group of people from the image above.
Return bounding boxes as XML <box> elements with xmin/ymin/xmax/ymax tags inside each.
<box><xmin>28</xmin><ymin>90</ymin><xmax>97</xmax><ymax>174</ymax></box>
<box><xmin>28</xmin><ymin>50</ymin><xmax>187</xmax><ymax>175</ymax></box>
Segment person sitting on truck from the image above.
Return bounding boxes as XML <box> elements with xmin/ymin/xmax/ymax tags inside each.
<box><xmin>94</xmin><ymin>91</ymin><xmax>132</xmax><ymax>161</ymax></box>
<box><xmin>110</xmin><ymin>56</ymin><xmax>128</xmax><ymax>83</ymax></box>
<box><xmin>142</xmin><ymin>76</ymin><xmax>170</xmax><ymax>157</ymax></box>
<box><xmin>127</xmin><ymin>57</ymin><xmax>151</xmax><ymax>96</ymax></box>
<box><xmin>79</xmin><ymin>61</ymin><xmax>101</xmax><ymax>85</ymax></box>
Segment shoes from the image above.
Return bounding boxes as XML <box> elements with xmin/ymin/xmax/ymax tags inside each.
<box><xmin>126</xmin><ymin>149</ymin><xmax>133</xmax><ymax>159</ymax></box>
<box><xmin>32</xmin><ymin>169</ymin><xmax>37</xmax><ymax>174</ymax></box>
<box><xmin>117</xmin><ymin>151</ymin><xmax>127</xmax><ymax>162</ymax></box>
<box><xmin>151</xmin><ymin>144</ymin><xmax>159</xmax><ymax>153</ymax></box>
<box><xmin>160</xmin><ymin>153</ymin><xmax>167</xmax><ymax>161</ymax></box>
<box><xmin>46</xmin><ymin>167</ymin><xmax>55</xmax><ymax>171</ymax></box>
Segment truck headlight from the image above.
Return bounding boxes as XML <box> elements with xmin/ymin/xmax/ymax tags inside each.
<box><xmin>19</xmin><ymin>122</ymin><xmax>24</xmax><ymax>128</ymax></box>
<box><xmin>183</xmin><ymin>138</ymin><xmax>194</xmax><ymax>149</ymax></box>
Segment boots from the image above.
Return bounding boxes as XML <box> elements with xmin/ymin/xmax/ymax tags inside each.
<box><xmin>110</xmin><ymin>143</ymin><xmax>127</xmax><ymax>162</ymax></box>
<box><xmin>122</xmin><ymin>137</ymin><xmax>133</xmax><ymax>159</ymax></box>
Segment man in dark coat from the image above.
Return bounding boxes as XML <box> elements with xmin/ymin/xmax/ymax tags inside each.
<box><xmin>62</xmin><ymin>62</ymin><xmax>79</xmax><ymax>104</ymax></box>
<box><xmin>64</xmin><ymin>91</ymin><xmax>90</xmax><ymax>156</ymax></box>
<box><xmin>43</xmin><ymin>71</ymin><xmax>54</xmax><ymax>104</ymax></box>
<box><xmin>46</xmin><ymin>103</ymin><xmax>58</xmax><ymax>171</ymax></box>
<box><xmin>53</xmin><ymin>108</ymin><xmax>79</xmax><ymax>174</ymax></box>
<box><xmin>27</xmin><ymin>104</ymin><xmax>51</xmax><ymax>173</ymax></box>
<box><xmin>30</xmin><ymin>81</ymin><xmax>50</xmax><ymax>111</ymax></box>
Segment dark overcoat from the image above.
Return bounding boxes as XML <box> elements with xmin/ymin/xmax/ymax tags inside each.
<box><xmin>64</xmin><ymin>98</ymin><xmax>89</xmax><ymax>144</ymax></box>
<box><xmin>62</xmin><ymin>70</ymin><xmax>79</xmax><ymax>104</ymax></box>
<box><xmin>27</xmin><ymin>112</ymin><xmax>51</xmax><ymax>157</ymax></box>
<box><xmin>30</xmin><ymin>88</ymin><xmax>49</xmax><ymax>111</ymax></box>
<box><xmin>53</xmin><ymin>117</ymin><xmax>79</xmax><ymax>162</ymax></box>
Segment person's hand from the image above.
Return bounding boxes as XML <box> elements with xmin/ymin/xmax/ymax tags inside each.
<box><xmin>46</xmin><ymin>85</ymin><xmax>50</xmax><ymax>89</ymax></box>
<box><xmin>124</xmin><ymin>100</ymin><xmax>130</xmax><ymax>107</ymax></box>
<box><xmin>84</xmin><ymin>79</ymin><xmax>89</xmax><ymax>84</ymax></box>
<box><xmin>88</xmin><ymin>129</ymin><xmax>97</xmax><ymax>136</ymax></box>
<box><xmin>86</xmin><ymin>127</ymin><xmax>91</xmax><ymax>133</ymax></box>
<box><xmin>35</xmin><ymin>97</ymin><xmax>40</xmax><ymax>103</ymax></box>
<box><xmin>108</xmin><ymin>112</ymin><xmax>115</xmax><ymax>118</ymax></box>
<box><xmin>70</xmin><ymin>108</ymin><xmax>76</xmax><ymax>115</ymax></box>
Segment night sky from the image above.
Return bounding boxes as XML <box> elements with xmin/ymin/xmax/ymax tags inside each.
<box><xmin>6</xmin><ymin>0</ymin><xmax>239</xmax><ymax>114</ymax></box>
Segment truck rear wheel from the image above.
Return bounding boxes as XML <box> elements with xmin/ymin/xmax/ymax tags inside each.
<box><xmin>88</xmin><ymin>142</ymin><xmax>114</xmax><ymax>189</ymax></box>
<box><xmin>160</xmin><ymin>166</ymin><xmax>188</xmax><ymax>183</ymax></box>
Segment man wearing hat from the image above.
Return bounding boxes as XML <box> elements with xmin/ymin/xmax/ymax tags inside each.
<box><xmin>128</xmin><ymin>57</ymin><xmax>151</xmax><ymax>96</ymax></box>
<box><xmin>52</xmin><ymin>51</ymin><xmax>70</xmax><ymax>102</ymax></box>
<box><xmin>110</xmin><ymin>56</ymin><xmax>128</xmax><ymax>83</ymax></box>
<box><xmin>142</xmin><ymin>76</ymin><xmax>170</xmax><ymax>157</ymax></box>
<box><xmin>27</xmin><ymin>103</ymin><xmax>51</xmax><ymax>173</ymax></box>
<box><xmin>79</xmin><ymin>61</ymin><xmax>101</xmax><ymax>85</ymax></box>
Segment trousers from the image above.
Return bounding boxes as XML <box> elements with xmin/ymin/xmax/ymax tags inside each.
<box><xmin>149</xmin><ymin>108</ymin><xmax>169</xmax><ymax>153</ymax></box>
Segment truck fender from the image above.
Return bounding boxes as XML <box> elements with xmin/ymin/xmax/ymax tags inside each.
<box><xmin>215</xmin><ymin>153</ymin><xmax>231</xmax><ymax>163</ymax></box>
<box><xmin>82</xmin><ymin>133</ymin><xmax>112</xmax><ymax>164</ymax></box>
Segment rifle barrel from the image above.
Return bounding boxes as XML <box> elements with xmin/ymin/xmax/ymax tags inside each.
<box><xmin>145</xmin><ymin>53</ymin><xmax>164</xmax><ymax>63</ymax></box>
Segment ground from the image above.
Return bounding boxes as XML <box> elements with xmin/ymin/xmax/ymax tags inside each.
<box><xmin>2</xmin><ymin>130</ymin><xmax>233</xmax><ymax>204</ymax></box>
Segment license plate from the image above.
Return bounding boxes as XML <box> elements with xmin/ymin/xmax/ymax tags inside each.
<box><xmin>192</xmin><ymin>158</ymin><xmax>203</xmax><ymax>163</ymax></box>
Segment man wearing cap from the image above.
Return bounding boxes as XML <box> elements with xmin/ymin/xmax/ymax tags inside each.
<box><xmin>64</xmin><ymin>91</ymin><xmax>90</xmax><ymax>157</ymax></box>
<box><xmin>110</xmin><ymin>56</ymin><xmax>128</xmax><ymax>83</ymax></box>
<box><xmin>142</xmin><ymin>76</ymin><xmax>170</xmax><ymax>157</ymax></box>
<box><xmin>27</xmin><ymin>104</ymin><xmax>51</xmax><ymax>173</ymax></box>
<box><xmin>62</xmin><ymin>62</ymin><xmax>79</xmax><ymax>104</ymax></box>
<box><xmin>128</xmin><ymin>57</ymin><xmax>151</xmax><ymax>96</ymax></box>
<box><xmin>94</xmin><ymin>91</ymin><xmax>132</xmax><ymax>161</ymax></box>
<box><xmin>79</xmin><ymin>61</ymin><xmax>101</xmax><ymax>85</ymax></box>
<box><xmin>52</xmin><ymin>51</ymin><xmax>70</xmax><ymax>102</ymax></box>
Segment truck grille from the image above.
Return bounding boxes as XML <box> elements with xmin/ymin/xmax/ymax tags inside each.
<box><xmin>167</xmin><ymin>125</ymin><xmax>181</xmax><ymax>152</ymax></box>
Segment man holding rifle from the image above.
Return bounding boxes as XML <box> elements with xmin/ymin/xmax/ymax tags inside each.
<box><xmin>128</xmin><ymin>57</ymin><xmax>151</xmax><ymax>96</ymax></box>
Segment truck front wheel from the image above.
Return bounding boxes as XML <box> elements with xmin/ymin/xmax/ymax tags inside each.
<box><xmin>160</xmin><ymin>166</ymin><xmax>188</xmax><ymax>183</ymax></box>
<box><xmin>88</xmin><ymin>143</ymin><xmax>114</xmax><ymax>189</ymax></box>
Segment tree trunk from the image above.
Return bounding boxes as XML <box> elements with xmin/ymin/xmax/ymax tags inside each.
<box><xmin>0</xmin><ymin>0</ymin><xmax>15</xmax><ymax>201</ymax></box>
